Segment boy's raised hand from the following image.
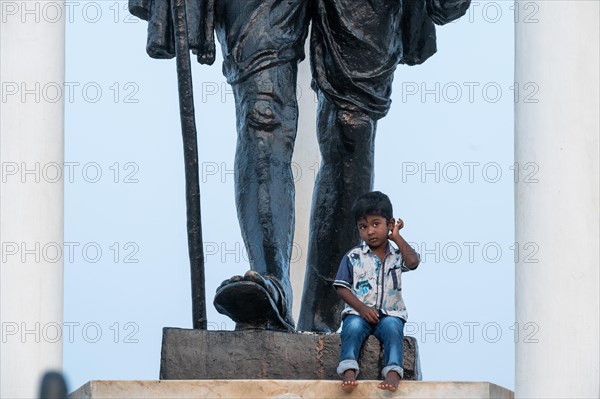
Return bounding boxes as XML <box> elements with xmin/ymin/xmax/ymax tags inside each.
<box><xmin>388</xmin><ymin>217</ymin><xmax>404</xmax><ymax>241</ymax></box>
<box><xmin>388</xmin><ymin>217</ymin><xmax>420</xmax><ymax>269</ymax></box>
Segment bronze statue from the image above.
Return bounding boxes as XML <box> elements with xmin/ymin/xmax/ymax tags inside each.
<box><xmin>129</xmin><ymin>0</ymin><xmax>470</xmax><ymax>332</ymax></box>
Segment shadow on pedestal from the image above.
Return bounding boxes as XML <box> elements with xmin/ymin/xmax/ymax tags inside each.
<box><xmin>160</xmin><ymin>328</ymin><xmax>421</xmax><ymax>380</ymax></box>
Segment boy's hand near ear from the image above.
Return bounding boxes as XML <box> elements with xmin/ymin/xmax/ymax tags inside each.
<box><xmin>388</xmin><ymin>217</ymin><xmax>404</xmax><ymax>241</ymax></box>
<box><xmin>388</xmin><ymin>217</ymin><xmax>420</xmax><ymax>269</ymax></box>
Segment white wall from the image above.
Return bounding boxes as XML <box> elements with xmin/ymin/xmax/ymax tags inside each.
<box><xmin>515</xmin><ymin>1</ymin><xmax>600</xmax><ymax>397</ymax></box>
<box><xmin>1</xmin><ymin>2</ymin><xmax>65</xmax><ymax>397</ymax></box>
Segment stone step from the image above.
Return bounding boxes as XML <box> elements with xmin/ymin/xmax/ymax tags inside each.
<box><xmin>71</xmin><ymin>380</ymin><xmax>514</xmax><ymax>399</ymax></box>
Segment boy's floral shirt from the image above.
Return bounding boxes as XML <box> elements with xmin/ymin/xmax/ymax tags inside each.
<box><xmin>333</xmin><ymin>242</ymin><xmax>419</xmax><ymax>321</ymax></box>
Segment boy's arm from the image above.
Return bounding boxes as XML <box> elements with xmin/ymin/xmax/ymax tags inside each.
<box><xmin>389</xmin><ymin>218</ymin><xmax>420</xmax><ymax>269</ymax></box>
<box><xmin>336</xmin><ymin>287</ymin><xmax>380</xmax><ymax>324</ymax></box>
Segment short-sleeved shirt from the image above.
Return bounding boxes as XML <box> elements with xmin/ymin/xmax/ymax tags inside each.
<box><xmin>333</xmin><ymin>243</ymin><xmax>419</xmax><ymax>321</ymax></box>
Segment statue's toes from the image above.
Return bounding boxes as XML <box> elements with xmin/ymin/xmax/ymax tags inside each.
<box><xmin>217</xmin><ymin>275</ymin><xmax>243</xmax><ymax>290</ymax></box>
<box><xmin>243</xmin><ymin>270</ymin><xmax>265</xmax><ymax>286</ymax></box>
<box><xmin>243</xmin><ymin>271</ymin><xmax>282</xmax><ymax>303</ymax></box>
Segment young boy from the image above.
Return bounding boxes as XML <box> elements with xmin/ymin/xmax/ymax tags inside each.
<box><xmin>333</xmin><ymin>191</ymin><xmax>420</xmax><ymax>392</ymax></box>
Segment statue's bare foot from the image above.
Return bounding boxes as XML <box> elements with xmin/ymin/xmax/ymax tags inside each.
<box><xmin>341</xmin><ymin>369</ymin><xmax>359</xmax><ymax>392</ymax></box>
<box><xmin>214</xmin><ymin>270</ymin><xmax>294</xmax><ymax>331</ymax></box>
<box><xmin>377</xmin><ymin>371</ymin><xmax>401</xmax><ymax>391</ymax></box>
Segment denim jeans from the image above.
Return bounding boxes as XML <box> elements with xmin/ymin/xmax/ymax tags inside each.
<box><xmin>337</xmin><ymin>314</ymin><xmax>405</xmax><ymax>378</ymax></box>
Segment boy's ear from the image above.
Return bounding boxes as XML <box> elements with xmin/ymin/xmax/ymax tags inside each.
<box><xmin>388</xmin><ymin>218</ymin><xmax>395</xmax><ymax>230</ymax></box>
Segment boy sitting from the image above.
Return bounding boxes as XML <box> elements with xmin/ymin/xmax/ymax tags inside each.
<box><xmin>333</xmin><ymin>191</ymin><xmax>420</xmax><ymax>392</ymax></box>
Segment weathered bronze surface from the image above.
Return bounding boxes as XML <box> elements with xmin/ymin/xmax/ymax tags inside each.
<box><xmin>129</xmin><ymin>0</ymin><xmax>470</xmax><ymax>332</ymax></box>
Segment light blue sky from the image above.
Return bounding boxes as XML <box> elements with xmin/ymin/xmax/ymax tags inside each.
<box><xmin>64</xmin><ymin>0</ymin><xmax>522</xmax><ymax>391</ymax></box>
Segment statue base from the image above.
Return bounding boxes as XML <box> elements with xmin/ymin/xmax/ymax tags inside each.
<box><xmin>71</xmin><ymin>380</ymin><xmax>514</xmax><ymax>398</ymax></box>
<box><xmin>159</xmin><ymin>328</ymin><xmax>421</xmax><ymax>380</ymax></box>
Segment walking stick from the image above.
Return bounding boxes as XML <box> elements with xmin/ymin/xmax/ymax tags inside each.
<box><xmin>171</xmin><ymin>0</ymin><xmax>206</xmax><ymax>330</ymax></box>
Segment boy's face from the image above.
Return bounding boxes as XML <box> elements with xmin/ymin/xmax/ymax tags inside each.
<box><xmin>356</xmin><ymin>214</ymin><xmax>394</xmax><ymax>251</ymax></box>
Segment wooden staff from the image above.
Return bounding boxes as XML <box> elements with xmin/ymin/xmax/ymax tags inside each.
<box><xmin>171</xmin><ymin>0</ymin><xmax>206</xmax><ymax>329</ymax></box>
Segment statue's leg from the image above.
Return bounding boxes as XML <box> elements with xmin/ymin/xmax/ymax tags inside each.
<box><xmin>214</xmin><ymin>64</ymin><xmax>299</xmax><ymax>331</ymax></box>
<box><xmin>297</xmin><ymin>91</ymin><xmax>376</xmax><ymax>332</ymax></box>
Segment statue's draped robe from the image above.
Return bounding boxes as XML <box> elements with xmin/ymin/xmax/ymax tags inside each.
<box><xmin>129</xmin><ymin>0</ymin><xmax>470</xmax><ymax>78</ymax></box>
<box><xmin>128</xmin><ymin>0</ymin><xmax>469</xmax><ymax>119</ymax></box>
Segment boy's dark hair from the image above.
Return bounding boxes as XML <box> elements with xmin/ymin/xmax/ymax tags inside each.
<box><xmin>352</xmin><ymin>191</ymin><xmax>393</xmax><ymax>222</ymax></box>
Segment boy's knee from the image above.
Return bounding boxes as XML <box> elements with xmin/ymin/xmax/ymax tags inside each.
<box><xmin>341</xmin><ymin>315</ymin><xmax>369</xmax><ymax>335</ymax></box>
<box><xmin>379</xmin><ymin>316</ymin><xmax>405</xmax><ymax>334</ymax></box>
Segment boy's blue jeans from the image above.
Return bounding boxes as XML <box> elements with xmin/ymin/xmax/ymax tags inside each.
<box><xmin>337</xmin><ymin>314</ymin><xmax>405</xmax><ymax>378</ymax></box>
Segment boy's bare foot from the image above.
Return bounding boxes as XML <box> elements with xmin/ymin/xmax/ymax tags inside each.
<box><xmin>341</xmin><ymin>369</ymin><xmax>359</xmax><ymax>392</ymax></box>
<box><xmin>377</xmin><ymin>370</ymin><xmax>401</xmax><ymax>391</ymax></box>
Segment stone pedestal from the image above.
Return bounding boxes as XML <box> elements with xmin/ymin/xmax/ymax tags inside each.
<box><xmin>160</xmin><ymin>328</ymin><xmax>421</xmax><ymax>380</ymax></box>
<box><xmin>71</xmin><ymin>380</ymin><xmax>513</xmax><ymax>399</ymax></box>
